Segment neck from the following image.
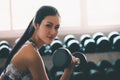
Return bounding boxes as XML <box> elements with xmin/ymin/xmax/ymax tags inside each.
<box><xmin>29</xmin><ymin>38</ymin><xmax>44</xmax><ymax>49</ymax></box>
<box><xmin>29</xmin><ymin>39</ymin><xmax>39</xmax><ymax>49</ymax></box>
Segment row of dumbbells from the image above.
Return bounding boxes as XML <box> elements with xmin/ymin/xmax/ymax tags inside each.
<box><xmin>79</xmin><ymin>31</ymin><xmax>120</xmax><ymax>53</ymax></box>
<box><xmin>0</xmin><ymin>31</ymin><xmax>120</xmax><ymax>57</ymax></box>
<box><xmin>39</xmin><ymin>31</ymin><xmax>120</xmax><ymax>56</ymax></box>
<box><xmin>49</xmin><ymin>58</ymin><xmax>120</xmax><ymax>80</ymax></box>
<box><xmin>49</xmin><ymin>48</ymin><xmax>120</xmax><ymax>80</ymax></box>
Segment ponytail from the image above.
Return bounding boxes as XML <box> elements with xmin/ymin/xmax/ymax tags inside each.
<box><xmin>4</xmin><ymin>19</ymin><xmax>35</xmax><ymax>68</ymax></box>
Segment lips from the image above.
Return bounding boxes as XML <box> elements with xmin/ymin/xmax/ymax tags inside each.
<box><xmin>47</xmin><ymin>36</ymin><xmax>54</xmax><ymax>41</ymax></box>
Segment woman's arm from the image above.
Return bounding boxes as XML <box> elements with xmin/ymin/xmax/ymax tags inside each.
<box><xmin>12</xmin><ymin>45</ymin><xmax>49</xmax><ymax>80</ymax></box>
<box><xmin>0</xmin><ymin>76</ymin><xmax>2</xmax><ymax>80</ymax></box>
<box><xmin>27</xmin><ymin>53</ymin><xmax>49</xmax><ymax>80</ymax></box>
<box><xmin>60</xmin><ymin>67</ymin><xmax>73</xmax><ymax>80</ymax></box>
<box><xmin>60</xmin><ymin>56</ymin><xmax>79</xmax><ymax>80</ymax></box>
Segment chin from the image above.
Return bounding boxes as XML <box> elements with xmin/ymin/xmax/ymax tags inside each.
<box><xmin>45</xmin><ymin>40</ymin><xmax>53</xmax><ymax>44</ymax></box>
<box><xmin>44</xmin><ymin>38</ymin><xmax>54</xmax><ymax>44</ymax></box>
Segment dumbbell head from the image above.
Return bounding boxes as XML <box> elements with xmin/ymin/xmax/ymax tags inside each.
<box><xmin>88</xmin><ymin>61</ymin><xmax>106</xmax><ymax>80</ymax></box>
<box><xmin>67</xmin><ymin>39</ymin><xmax>81</xmax><ymax>53</ymax></box>
<box><xmin>0</xmin><ymin>45</ymin><xmax>11</xmax><ymax>58</ymax></box>
<box><xmin>108</xmin><ymin>31</ymin><xmax>120</xmax><ymax>44</ymax></box>
<box><xmin>52</xmin><ymin>48</ymin><xmax>72</xmax><ymax>69</ymax></box>
<box><xmin>96</xmin><ymin>36</ymin><xmax>112</xmax><ymax>52</ymax></box>
<box><xmin>83</xmin><ymin>39</ymin><xmax>96</xmax><ymax>53</ymax></box>
<box><xmin>113</xmin><ymin>59</ymin><xmax>120</xmax><ymax>71</ymax></box>
<box><xmin>113</xmin><ymin>36</ymin><xmax>120</xmax><ymax>51</ymax></box>
<box><xmin>0</xmin><ymin>40</ymin><xmax>10</xmax><ymax>47</ymax></box>
<box><xmin>89</xmin><ymin>71</ymin><xmax>106</xmax><ymax>80</ymax></box>
<box><xmin>71</xmin><ymin>72</ymin><xmax>87</xmax><ymax>80</ymax></box>
<box><xmin>106</xmin><ymin>69</ymin><xmax>119</xmax><ymax>80</ymax></box>
<box><xmin>72</xmin><ymin>52</ymin><xmax>87</xmax><ymax>71</ymax></box>
<box><xmin>97</xmin><ymin>60</ymin><xmax>112</xmax><ymax>73</ymax></box>
<box><xmin>85</xmin><ymin>61</ymin><xmax>98</xmax><ymax>71</ymax></box>
<box><xmin>80</xmin><ymin>34</ymin><xmax>91</xmax><ymax>45</ymax></box>
<box><xmin>64</xmin><ymin>34</ymin><xmax>76</xmax><ymax>45</ymax></box>
<box><xmin>52</xmin><ymin>48</ymin><xmax>87</xmax><ymax>69</ymax></box>
<box><xmin>50</xmin><ymin>40</ymin><xmax>63</xmax><ymax>53</ymax></box>
<box><xmin>92</xmin><ymin>32</ymin><xmax>105</xmax><ymax>42</ymax></box>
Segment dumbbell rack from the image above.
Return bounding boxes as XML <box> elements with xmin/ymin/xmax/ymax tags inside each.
<box><xmin>42</xmin><ymin>51</ymin><xmax>120</xmax><ymax>69</ymax></box>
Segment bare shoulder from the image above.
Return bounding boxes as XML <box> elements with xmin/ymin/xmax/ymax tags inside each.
<box><xmin>11</xmin><ymin>44</ymin><xmax>40</xmax><ymax>70</ymax></box>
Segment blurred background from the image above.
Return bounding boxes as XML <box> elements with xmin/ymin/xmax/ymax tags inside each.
<box><xmin>1</xmin><ymin>0</ymin><xmax>120</xmax><ymax>39</ymax></box>
<box><xmin>0</xmin><ymin>0</ymin><xmax>120</xmax><ymax>80</ymax></box>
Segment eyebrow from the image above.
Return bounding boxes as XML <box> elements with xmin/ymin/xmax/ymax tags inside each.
<box><xmin>47</xmin><ymin>21</ymin><xmax>60</xmax><ymax>26</ymax></box>
<box><xmin>47</xmin><ymin>22</ymin><xmax>53</xmax><ymax>24</ymax></box>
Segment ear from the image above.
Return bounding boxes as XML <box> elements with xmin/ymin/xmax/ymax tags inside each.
<box><xmin>34</xmin><ymin>23</ymin><xmax>39</xmax><ymax>30</ymax></box>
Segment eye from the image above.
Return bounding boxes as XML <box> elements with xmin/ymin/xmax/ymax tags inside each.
<box><xmin>55</xmin><ymin>25</ymin><xmax>60</xmax><ymax>30</ymax></box>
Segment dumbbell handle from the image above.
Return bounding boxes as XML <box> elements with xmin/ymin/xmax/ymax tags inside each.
<box><xmin>75</xmin><ymin>58</ymin><xmax>80</xmax><ymax>67</ymax></box>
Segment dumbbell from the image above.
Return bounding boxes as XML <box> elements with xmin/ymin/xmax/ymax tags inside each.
<box><xmin>112</xmin><ymin>59</ymin><xmax>120</xmax><ymax>71</ymax></box>
<box><xmin>92</xmin><ymin>32</ymin><xmax>105</xmax><ymax>42</ymax></box>
<box><xmin>108</xmin><ymin>31</ymin><xmax>120</xmax><ymax>45</ymax></box>
<box><xmin>63</xmin><ymin>35</ymin><xmax>82</xmax><ymax>53</ymax></box>
<box><xmin>80</xmin><ymin>34</ymin><xmax>96</xmax><ymax>53</ymax></box>
<box><xmin>66</xmin><ymin>39</ymin><xmax>81</xmax><ymax>53</ymax></box>
<box><xmin>63</xmin><ymin>34</ymin><xmax>76</xmax><ymax>48</ymax></box>
<box><xmin>0</xmin><ymin>40</ymin><xmax>11</xmax><ymax>58</ymax></box>
<box><xmin>84</xmin><ymin>61</ymin><xmax>98</xmax><ymax>74</ymax></box>
<box><xmin>0</xmin><ymin>45</ymin><xmax>11</xmax><ymax>58</ymax></box>
<box><xmin>105</xmin><ymin>59</ymin><xmax>120</xmax><ymax>80</ymax></box>
<box><xmin>89</xmin><ymin>70</ymin><xmax>106</xmax><ymax>80</ymax></box>
<box><xmin>97</xmin><ymin>60</ymin><xmax>113</xmax><ymax>74</ymax></box>
<box><xmin>80</xmin><ymin>34</ymin><xmax>91</xmax><ymax>46</ymax></box>
<box><xmin>96</xmin><ymin>36</ymin><xmax>112</xmax><ymax>52</ymax></box>
<box><xmin>0</xmin><ymin>40</ymin><xmax>10</xmax><ymax>47</ymax></box>
<box><xmin>70</xmin><ymin>72</ymin><xmax>87</xmax><ymax>80</ymax></box>
<box><xmin>106</xmin><ymin>69</ymin><xmax>119</xmax><ymax>80</ymax></box>
<box><xmin>50</xmin><ymin>39</ymin><xmax>63</xmax><ymax>54</ymax></box>
<box><xmin>52</xmin><ymin>48</ymin><xmax>87</xmax><ymax>69</ymax></box>
<box><xmin>93</xmin><ymin>32</ymin><xmax>113</xmax><ymax>52</ymax></box>
<box><xmin>113</xmin><ymin>36</ymin><xmax>120</xmax><ymax>51</ymax></box>
<box><xmin>83</xmin><ymin>61</ymin><xmax>105</xmax><ymax>80</ymax></box>
<box><xmin>83</xmin><ymin>39</ymin><xmax>96</xmax><ymax>53</ymax></box>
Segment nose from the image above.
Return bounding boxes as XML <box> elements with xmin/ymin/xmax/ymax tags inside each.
<box><xmin>50</xmin><ymin>28</ymin><xmax>57</xmax><ymax>35</ymax></box>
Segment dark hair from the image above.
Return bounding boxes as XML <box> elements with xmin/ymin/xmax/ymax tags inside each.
<box><xmin>34</xmin><ymin>5</ymin><xmax>60</xmax><ymax>24</ymax></box>
<box><xmin>4</xmin><ymin>5</ymin><xmax>60</xmax><ymax>68</ymax></box>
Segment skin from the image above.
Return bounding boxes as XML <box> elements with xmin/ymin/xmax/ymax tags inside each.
<box><xmin>0</xmin><ymin>15</ymin><xmax>79</xmax><ymax>80</ymax></box>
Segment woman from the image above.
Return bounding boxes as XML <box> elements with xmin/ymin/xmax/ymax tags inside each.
<box><xmin>0</xmin><ymin>5</ymin><xmax>79</xmax><ymax>80</ymax></box>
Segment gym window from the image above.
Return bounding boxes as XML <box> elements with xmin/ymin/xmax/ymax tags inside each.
<box><xmin>0</xmin><ymin>0</ymin><xmax>81</xmax><ymax>31</ymax></box>
<box><xmin>0</xmin><ymin>0</ymin><xmax>120</xmax><ymax>39</ymax></box>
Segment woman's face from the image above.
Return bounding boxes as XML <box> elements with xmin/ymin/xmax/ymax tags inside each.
<box><xmin>35</xmin><ymin>15</ymin><xmax>60</xmax><ymax>44</ymax></box>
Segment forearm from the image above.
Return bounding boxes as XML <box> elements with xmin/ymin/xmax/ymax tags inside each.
<box><xmin>0</xmin><ymin>77</ymin><xmax>2</xmax><ymax>80</ymax></box>
<box><xmin>60</xmin><ymin>56</ymin><xmax>78</xmax><ymax>80</ymax></box>
<box><xmin>60</xmin><ymin>67</ymin><xmax>74</xmax><ymax>80</ymax></box>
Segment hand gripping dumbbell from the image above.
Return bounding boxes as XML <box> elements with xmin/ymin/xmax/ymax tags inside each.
<box><xmin>52</xmin><ymin>47</ymin><xmax>87</xmax><ymax>69</ymax></box>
